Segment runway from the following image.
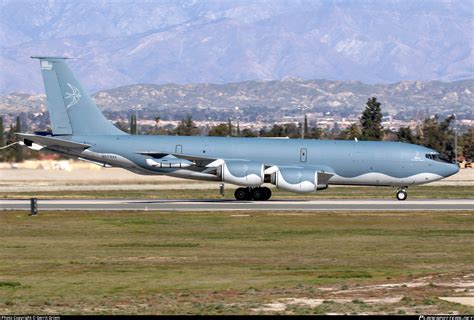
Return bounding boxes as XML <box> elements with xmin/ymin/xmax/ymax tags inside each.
<box><xmin>1</xmin><ymin>198</ymin><xmax>473</xmax><ymax>211</ymax></box>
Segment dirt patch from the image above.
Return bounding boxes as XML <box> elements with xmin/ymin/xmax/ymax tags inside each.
<box><xmin>439</xmin><ymin>297</ymin><xmax>474</xmax><ymax>307</ymax></box>
<box><xmin>253</xmin><ymin>273</ymin><xmax>474</xmax><ymax>314</ymax></box>
<box><xmin>254</xmin><ymin>296</ymin><xmax>403</xmax><ymax>312</ymax></box>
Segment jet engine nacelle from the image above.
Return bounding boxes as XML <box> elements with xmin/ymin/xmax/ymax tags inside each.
<box><xmin>270</xmin><ymin>167</ymin><xmax>329</xmax><ymax>193</ymax></box>
<box><xmin>217</xmin><ymin>160</ymin><xmax>264</xmax><ymax>186</ymax></box>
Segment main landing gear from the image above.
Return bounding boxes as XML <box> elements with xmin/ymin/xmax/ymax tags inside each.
<box><xmin>234</xmin><ymin>186</ymin><xmax>272</xmax><ymax>201</ymax></box>
<box><xmin>396</xmin><ymin>188</ymin><xmax>408</xmax><ymax>201</ymax></box>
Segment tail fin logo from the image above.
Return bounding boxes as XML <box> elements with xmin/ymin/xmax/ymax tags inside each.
<box><xmin>65</xmin><ymin>83</ymin><xmax>81</xmax><ymax>109</ymax></box>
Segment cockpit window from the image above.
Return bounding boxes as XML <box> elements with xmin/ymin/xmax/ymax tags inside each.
<box><xmin>425</xmin><ymin>153</ymin><xmax>453</xmax><ymax>163</ymax></box>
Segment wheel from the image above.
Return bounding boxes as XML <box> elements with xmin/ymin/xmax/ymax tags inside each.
<box><xmin>244</xmin><ymin>187</ymin><xmax>254</xmax><ymax>200</ymax></box>
<box><xmin>261</xmin><ymin>187</ymin><xmax>272</xmax><ymax>201</ymax></box>
<box><xmin>234</xmin><ymin>187</ymin><xmax>251</xmax><ymax>201</ymax></box>
<box><xmin>252</xmin><ymin>187</ymin><xmax>265</xmax><ymax>201</ymax></box>
<box><xmin>234</xmin><ymin>187</ymin><xmax>248</xmax><ymax>200</ymax></box>
<box><xmin>396</xmin><ymin>190</ymin><xmax>407</xmax><ymax>201</ymax></box>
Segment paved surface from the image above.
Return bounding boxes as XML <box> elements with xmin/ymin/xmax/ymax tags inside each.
<box><xmin>1</xmin><ymin>199</ymin><xmax>472</xmax><ymax>211</ymax></box>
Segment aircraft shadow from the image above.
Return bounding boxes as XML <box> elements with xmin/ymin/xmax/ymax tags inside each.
<box><xmin>128</xmin><ymin>198</ymin><xmax>310</xmax><ymax>204</ymax></box>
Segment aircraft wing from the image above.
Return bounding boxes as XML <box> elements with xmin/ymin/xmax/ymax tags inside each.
<box><xmin>138</xmin><ymin>151</ymin><xmax>335</xmax><ymax>181</ymax></box>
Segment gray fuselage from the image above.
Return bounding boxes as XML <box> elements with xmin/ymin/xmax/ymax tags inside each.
<box><xmin>70</xmin><ymin>134</ymin><xmax>459</xmax><ymax>188</ymax></box>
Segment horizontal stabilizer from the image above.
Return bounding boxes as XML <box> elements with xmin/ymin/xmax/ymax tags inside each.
<box><xmin>15</xmin><ymin>133</ymin><xmax>91</xmax><ymax>149</ymax></box>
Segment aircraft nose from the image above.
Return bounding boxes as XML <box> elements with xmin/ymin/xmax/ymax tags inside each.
<box><xmin>442</xmin><ymin>163</ymin><xmax>460</xmax><ymax>177</ymax></box>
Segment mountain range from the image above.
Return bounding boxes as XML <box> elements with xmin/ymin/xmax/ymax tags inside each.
<box><xmin>1</xmin><ymin>0</ymin><xmax>473</xmax><ymax>94</ymax></box>
<box><xmin>2</xmin><ymin>79</ymin><xmax>472</xmax><ymax>122</ymax></box>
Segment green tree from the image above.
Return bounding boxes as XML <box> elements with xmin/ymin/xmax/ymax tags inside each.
<box><xmin>227</xmin><ymin>118</ymin><xmax>232</xmax><ymax>137</ymax></box>
<box><xmin>267</xmin><ymin>124</ymin><xmax>284</xmax><ymax>137</ymax></box>
<box><xmin>241</xmin><ymin>128</ymin><xmax>257</xmax><ymax>137</ymax></box>
<box><xmin>174</xmin><ymin>115</ymin><xmax>200</xmax><ymax>136</ymax></box>
<box><xmin>397</xmin><ymin>126</ymin><xmax>416</xmax><ymax>143</ymax></box>
<box><xmin>360</xmin><ymin>97</ymin><xmax>383</xmax><ymax>141</ymax></box>
<box><xmin>15</xmin><ymin>116</ymin><xmax>24</xmax><ymax>162</ymax></box>
<box><xmin>420</xmin><ymin>115</ymin><xmax>455</xmax><ymax>160</ymax></box>
<box><xmin>115</xmin><ymin>121</ymin><xmax>129</xmax><ymax>133</ymax></box>
<box><xmin>0</xmin><ymin>116</ymin><xmax>4</xmax><ymax>148</ymax></box>
<box><xmin>265</xmin><ymin>123</ymin><xmax>300</xmax><ymax>138</ymax></box>
<box><xmin>303</xmin><ymin>114</ymin><xmax>309</xmax><ymax>138</ymax></box>
<box><xmin>208</xmin><ymin>123</ymin><xmax>230</xmax><ymax>136</ymax></box>
<box><xmin>129</xmin><ymin>113</ymin><xmax>137</xmax><ymax>135</ymax></box>
<box><xmin>338</xmin><ymin>123</ymin><xmax>361</xmax><ymax>140</ymax></box>
<box><xmin>308</xmin><ymin>120</ymin><xmax>322</xmax><ymax>139</ymax></box>
<box><xmin>461</xmin><ymin>126</ymin><xmax>473</xmax><ymax>161</ymax></box>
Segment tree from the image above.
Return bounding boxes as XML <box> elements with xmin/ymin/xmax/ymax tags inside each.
<box><xmin>360</xmin><ymin>97</ymin><xmax>383</xmax><ymax>141</ymax></box>
<box><xmin>420</xmin><ymin>115</ymin><xmax>455</xmax><ymax>160</ymax></box>
<box><xmin>324</xmin><ymin>122</ymin><xmax>341</xmax><ymax>139</ymax></box>
<box><xmin>0</xmin><ymin>116</ymin><xmax>4</xmax><ymax>148</ymax></box>
<box><xmin>15</xmin><ymin>116</ymin><xmax>24</xmax><ymax>162</ymax></box>
<box><xmin>396</xmin><ymin>126</ymin><xmax>416</xmax><ymax>143</ymax></box>
<box><xmin>115</xmin><ymin>121</ymin><xmax>129</xmax><ymax>133</ymax></box>
<box><xmin>266</xmin><ymin>124</ymin><xmax>285</xmax><ymax>137</ymax></box>
<box><xmin>461</xmin><ymin>125</ymin><xmax>473</xmax><ymax>161</ymax></box>
<box><xmin>264</xmin><ymin>123</ymin><xmax>300</xmax><ymax>138</ymax></box>
<box><xmin>174</xmin><ymin>115</ymin><xmax>200</xmax><ymax>136</ymax></box>
<box><xmin>227</xmin><ymin>118</ymin><xmax>232</xmax><ymax>137</ymax></box>
<box><xmin>303</xmin><ymin>114</ymin><xmax>309</xmax><ymax>139</ymax></box>
<box><xmin>241</xmin><ymin>128</ymin><xmax>257</xmax><ymax>137</ymax></box>
<box><xmin>338</xmin><ymin>123</ymin><xmax>361</xmax><ymax>140</ymax></box>
<box><xmin>129</xmin><ymin>113</ymin><xmax>137</xmax><ymax>135</ymax></box>
<box><xmin>308</xmin><ymin>120</ymin><xmax>322</xmax><ymax>139</ymax></box>
<box><xmin>208</xmin><ymin>123</ymin><xmax>230</xmax><ymax>136</ymax></box>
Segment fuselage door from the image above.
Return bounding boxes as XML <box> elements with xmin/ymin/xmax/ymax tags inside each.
<box><xmin>175</xmin><ymin>144</ymin><xmax>183</xmax><ymax>154</ymax></box>
<box><xmin>300</xmin><ymin>148</ymin><xmax>307</xmax><ymax>162</ymax></box>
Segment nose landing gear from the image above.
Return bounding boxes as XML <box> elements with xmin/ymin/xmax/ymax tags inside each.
<box><xmin>234</xmin><ymin>186</ymin><xmax>272</xmax><ymax>201</ymax></box>
<box><xmin>396</xmin><ymin>188</ymin><xmax>408</xmax><ymax>201</ymax></box>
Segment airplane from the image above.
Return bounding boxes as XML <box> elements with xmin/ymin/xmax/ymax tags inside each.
<box><xmin>16</xmin><ymin>57</ymin><xmax>459</xmax><ymax>201</ymax></box>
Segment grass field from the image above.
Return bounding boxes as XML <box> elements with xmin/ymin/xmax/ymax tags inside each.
<box><xmin>1</xmin><ymin>210</ymin><xmax>473</xmax><ymax>314</ymax></box>
<box><xmin>1</xmin><ymin>185</ymin><xmax>473</xmax><ymax>200</ymax></box>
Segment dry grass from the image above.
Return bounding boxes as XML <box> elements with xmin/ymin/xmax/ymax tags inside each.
<box><xmin>0</xmin><ymin>210</ymin><xmax>473</xmax><ymax>314</ymax></box>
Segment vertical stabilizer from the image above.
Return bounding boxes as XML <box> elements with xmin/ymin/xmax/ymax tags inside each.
<box><xmin>32</xmin><ymin>56</ymin><xmax>125</xmax><ymax>136</ymax></box>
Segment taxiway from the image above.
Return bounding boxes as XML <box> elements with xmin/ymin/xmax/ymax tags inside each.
<box><xmin>0</xmin><ymin>198</ymin><xmax>472</xmax><ymax>211</ymax></box>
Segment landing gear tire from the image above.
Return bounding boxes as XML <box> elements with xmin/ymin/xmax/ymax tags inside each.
<box><xmin>260</xmin><ymin>187</ymin><xmax>272</xmax><ymax>201</ymax></box>
<box><xmin>235</xmin><ymin>187</ymin><xmax>272</xmax><ymax>201</ymax></box>
<box><xmin>252</xmin><ymin>187</ymin><xmax>272</xmax><ymax>201</ymax></box>
<box><xmin>396</xmin><ymin>190</ymin><xmax>408</xmax><ymax>201</ymax></box>
<box><xmin>234</xmin><ymin>187</ymin><xmax>251</xmax><ymax>201</ymax></box>
<box><xmin>251</xmin><ymin>187</ymin><xmax>265</xmax><ymax>201</ymax></box>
